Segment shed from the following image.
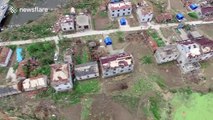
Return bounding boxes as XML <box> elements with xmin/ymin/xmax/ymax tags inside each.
<box><xmin>176</xmin><ymin>13</ymin><xmax>184</xmax><ymax>20</ymax></box>
<box><xmin>104</xmin><ymin>37</ymin><xmax>112</xmax><ymax>46</ymax></box>
<box><xmin>16</xmin><ymin>48</ymin><xmax>23</xmax><ymax>63</ymax></box>
<box><xmin>120</xmin><ymin>18</ymin><xmax>126</xmax><ymax>25</ymax></box>
<box><xmin>190</xmin><ymin>4</ymin><xmax>198</xmax><ymax>10</ymax></box>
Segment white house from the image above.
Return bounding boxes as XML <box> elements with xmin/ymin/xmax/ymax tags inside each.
<box><xmin>0</xmin><ymin>47</ymin><xmax>13</xmax><ymax>67</ymax></box>
<box><xmin>100</xmin><ymin>52</ymin><xmax>134</xmax><ymax>78</ymax></box>
<box><xmin>108</xmin><ymin>1</ymin><xmax>132</xmax><ymax>19</ymax></box>
<box><xmin>136</xmin><ymin>1</ymin><xmax>153</xmax><ymax>23</ymax></box>
<box><xmin>50</xmin><ymin>64</ymin><xmax>74</xmax><ymax>92</ymax></box>
<box><xmin>177</xmin><ymin>37</ymin><xmax>213</xmax><ymax>73</ymax></box>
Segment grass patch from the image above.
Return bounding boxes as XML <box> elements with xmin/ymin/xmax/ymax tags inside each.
<box><xmin>75</xmin><ymin>47</ymin><xmax>90</xmax><ymax>65</ymax></box>
<box><xmin>98</xmin><ymin>11</ymin><xmax>108</xmax><ymax>18</ymax></box>
<box><xmin>200</xmin><ymin>62</ymin><xmax>210</xmax><ymax>69</ymax></box>
<box><xmin>37</xmin><ymin>80</ymin><xmax>100</xmax><ymax>105</ymax></box>
<box><xmin>112</xmin><ymin>95</ymin><xmax>139</xmax><ymax>111</ymax></box>
<box><xmin>116</xmin><ymin>31</ymin><xmax>125</xmax><ymax>43</ymax></box>
<box><xmin>26</xmin><ymin>42</ymin><xmax>55</xmax><ymax>65</ymax></box>
<box><xmin>141</xmin><ymin>55</ymin><xmax>153</xmax><ymax>64</ymax></box>
<box><xmin>149</xmin><ymin>75</ymin><xmax>166</xmax><ymax>89</ymax></box>
<box><xmin>149</xmin><ymin>97</ymin><xmax>161</xmax><ymax>120</ymax></box>
<box><xmin>127</xmin><ymin>79</ymin><xmax>153</xmax><ymax>97</ymax></box>
<box><xmin>81</xmin><ymin>98</ymin><xmax>93</xmax><ymax>120</ymax></box>
<box><xmin>171</xmin><ymin>92</ymin><xmax>213</xmax><ymax>120</ymax></box>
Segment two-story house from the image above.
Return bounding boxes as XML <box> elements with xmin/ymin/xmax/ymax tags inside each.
<box><xmin>108</xmin><ymin>1</ymin><xmax>132</xmax><ymax>19</ymax></box>
<box><xmin>100</xmin><ymin>52</ymin><xmax>134</xmax><ymax>78</ymax></box>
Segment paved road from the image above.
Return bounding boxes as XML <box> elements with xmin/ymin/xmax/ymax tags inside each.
<box><xmin>0</xmin><ymin>20</ymin><xmax>213</xmax><ymax>46</ymax></box>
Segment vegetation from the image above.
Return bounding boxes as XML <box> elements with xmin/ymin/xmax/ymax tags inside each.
<box><xmin>81</xmin><ymin>98</ymin><xmax>93</xmax><ymax>120</ymax></box>
<box><xmin>116</xmin><ymin>31</ymin><xmax>125</xmax><ymax>43</ymax></box>
<box><xmin>113</xmin><ymin>95</ymin><xmax>139</xmax><ymax>111</ymax></box>
<box><xmin>188</xmin><ymin>12</ymin><xmax>198</xmax><ymax>19</ymax></box>
<box><xmin>75</xmin><ymin>47</ymin><xmax>90</xmax><ymax>65</ymax></box>
<box><xmin>37</xmin><ymin>80</ymin><xmax>100</xmax><ymax>105</ymax></box>
<box><xmin>148</xmin><ymin>30</ymin><xmax>165</xmax><ymax>47</ymax></box>
<box><xmin>149</xmin><ymin>97</ymin><xmax>161</xmax><ymax>120</ymax></box>
<box><xmin>149</xmin><ymin>75</ymin><xmax>166</xmax><ymax>89</ymax></box>
<box><xmin>98</xmin><ymin>11</ymin><xmax>108</xmax><ymax>18</ymax></box>
<box><xmin>7</xmin><ymin>45</ymin><xmax>17</xmax><ymax>51</ymax></box>
<box><xmin>141</xmin><ymin>55</ymin><xmax>153</xmax><ymax>64</ymax></box>
<box><xmin>128</xmin><ymin>79</ymin><xmax>153</xmax><ymax>97</ymax></box>
<box><xmin>25</xmin><ymin>42</ymin><xmax>55</xmax><ymax>76</ymax></box>
<box><xmin>0</xmin><ymin>13</ymin><xmax>56</xmax><ymax>41</ymax></box>
<box><xmin>27</xmin><ymin>42</ymin><xmax>55</xmax><ymax>65</ymax></box>
<box><xmin>73</xmin><ymin>0</ymin><xmax>102</xmax><ymax>15</ymax></box>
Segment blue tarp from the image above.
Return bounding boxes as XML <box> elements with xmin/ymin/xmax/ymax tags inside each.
<box><xmin>104</xmin><ymin>37</ymin><xmax>112</xmax><ymax>46</ymax></box>
<box><xmin>190</xmin><ymin>4</ymin><xmax>198</xmax><ymax>10</ymax></box>
<box><xmin>110</xmin><ymin>0</ymin><xmax>120</xmax><ymax>3</ymax></box>
<box><xmin>16</xmin><ymin>48</ymin><xmax>23</xmax><ymax>62</ymax></box>
<box><xmin>120</xmin><ymin>18</ymin><xmax>126</xmax><ymax>25</ymax></box>
<box><xmin>176</xmin><ymin>13</ymin><xmax>184</xmax><ymax>20</ymax></box>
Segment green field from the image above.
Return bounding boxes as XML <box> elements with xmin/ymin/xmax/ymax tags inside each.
<box><xmin>171</xmin><ymin>93</ymin><xmax>213</xmax><ymax>120</ymax></box>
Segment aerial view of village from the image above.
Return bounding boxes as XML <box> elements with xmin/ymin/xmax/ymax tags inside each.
<box><xmin>0</xmin><ymin>0</ymin><xmax>213</xmax><ymax>120</ymax></box>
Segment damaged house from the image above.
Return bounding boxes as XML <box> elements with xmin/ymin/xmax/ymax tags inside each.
<box><xmin>100</xmin><ymin>52</ymin><xmax>134</xmax><ymax>78</ymax></box>
<box><xmin>154</xmin><ymin>45</ymin><xmax>180</xmax><ymax>64</ymax></box>
<box><xmin>50</xmin><ymin>64</ymin><xmax>74</xmax><ymax>92</ymax></box>
<box><xmin>74</xmin><ymin>62</ymin><xmax>99</xmax><ymax>80</ymax></box>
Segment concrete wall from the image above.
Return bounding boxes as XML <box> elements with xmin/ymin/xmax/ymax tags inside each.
<box><xmin>76</xmin><ymin>73</ymin><xmax>99</xmax><ymax>81</ymax></box>
<box><xmin>52</xmin><ymin>81</ymin><xmax>73</xmax><ymax>92</ymax></box>
<box><xmin>0</xmin><ymin>49</ymin><xmax>12</xmax><ymax>67</ymax></box>
<box><xmin>101</xmin><ymin>65</ymin><xmax>134</xmax><ymax>78</ymax></box>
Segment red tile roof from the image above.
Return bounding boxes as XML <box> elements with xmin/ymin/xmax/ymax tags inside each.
<box><xmin>109</xmin><ymin>2</ymin><xmax>132</xmax><ymax>11</ymax></box>
<box><xmin>50</xmin><ymin>64</ymin><xmax>71</xmax><ymax>86</ymax></box>
<box><xmin>201</xmin><ymin>6</ymin><xmax>213</xmax><ymax>15</ymax></box>
<box><xmin>156</xmin><ymin>13</ymin><xmax>173</xmax><ymax>23</ymax></box>
<box><xmin>0</xmin><ymin>47</ymin><xmax>11</xmax><ymax>64</ymax></box>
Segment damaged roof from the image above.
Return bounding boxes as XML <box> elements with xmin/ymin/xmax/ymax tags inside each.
<box><xmin>100</xmin><ymin>52</ymin><xmax>134</xmax><ymax>70</ymax></box>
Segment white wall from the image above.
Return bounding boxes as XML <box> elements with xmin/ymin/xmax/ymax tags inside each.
<box><xmin>108</xmin><ymin>8</ymin><xmax>132</xmax><ymax>18</ymax></box>
<box><xmin>53</xmin><ymin>82</ymin><xmax>73</xmax><ymax>92</ymax></box>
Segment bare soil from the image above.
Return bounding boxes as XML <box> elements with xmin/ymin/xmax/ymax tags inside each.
<box><xmin>89</xmin><ymin>94</ymin><xmax>134</xmax><ymax>120</ymax></box>
<box><xmin>92</xmin><ymin>12</ymin><xmax>119</xmax><ymax>30</ymax></box>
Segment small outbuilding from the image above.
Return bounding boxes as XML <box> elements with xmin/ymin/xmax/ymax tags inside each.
<box><xmin>176</xmin><ymin>13</ymin><xmax>184</xmax><ymax>20</ymax></box>
<box><xmin>104</xmin><ymin>37</ymin><xmax>112</xmax><ymax>46</ymax></box>
<box><xmin>190</xmin><ymin>4</ymin><xmax>198</xmax><ymax>10</ymax></box>
<box><xmin>120</xmin><ymin>18</ymin><xmax>127</xmax><ymax>25</ymax></box>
